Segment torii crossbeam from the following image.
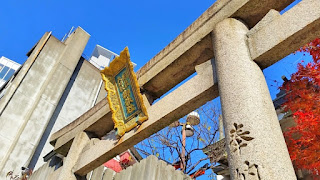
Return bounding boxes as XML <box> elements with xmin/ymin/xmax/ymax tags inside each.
<box><xmin>49</xmin><ymin>0</ymin><xmax>320</xmax><ymax>179</ymax></box>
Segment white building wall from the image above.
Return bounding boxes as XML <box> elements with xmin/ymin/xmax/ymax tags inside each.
<box><xmin>89</xmin><ymin>45</ymin><xmax>118</xmax><ymax>70</ymax></box>
<box><xmin>0</xmin><ymin>56</ymin><xmax>21</xmax><ymax>87</ymax></box>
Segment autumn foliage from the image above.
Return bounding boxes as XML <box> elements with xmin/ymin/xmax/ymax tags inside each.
<box><xmin>281</xmin><ymin>38</ymin><xmax>320</xmax><ymax>175</ymax></box>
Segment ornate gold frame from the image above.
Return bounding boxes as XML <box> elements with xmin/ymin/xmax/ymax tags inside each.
<box><xmin>101</xmin><ymin>47</ymin><xmax>148</xmax><ymax>137</ymax></box>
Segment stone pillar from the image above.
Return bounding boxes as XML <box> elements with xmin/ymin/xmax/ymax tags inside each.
<box><xmin>218</xmin><ymin>115</ymin><xmax>225</xmax><ymax>140</ymax></box>
<box><xmin>212</xmin><ymin>18</ymin><xmax>296</xmax><ymax>179</ymax></box>
<box><xmin>57</xmin><ymin>132</ymin><xmax>89</xmax><ymax>180</ymax></box>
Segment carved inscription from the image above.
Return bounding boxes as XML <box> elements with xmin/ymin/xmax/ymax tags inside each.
<box><xmin>106</xmin><ymin>77</ymin><xmax>125</xmax><ymax>129</ymax></box>
<box><xmin>115</xmin><ymin>68</ymin><xmax>138</xmax><ymax>120</ymax></box>
<box><xmin>236</xmin><ymin>161</ymin><xmax>261</xmax><ymax>180</ymax></box>
<box><xmin>229</xmin><ymin>123</ymin><xmax>254</xmax><ymax>154</ymax></box>
<box><xmin>229</xmin><ymin>123</ymin><xmax>262</xmax><ymax>179</ymax></box>
<box><xmin>101</xmin><ymin>47</ymin><xmax>148</xmax><ymax>137</ymax></box>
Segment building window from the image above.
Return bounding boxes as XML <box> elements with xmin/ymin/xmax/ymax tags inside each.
<box><xmin>0</xmin><ymin>66</ymin><xmax>9</xmax><ymax>79</ymax></box>
<box><xmin>4</xmin><ymin>69</ymin><xmax>15</xmax><ymax>81</ymax></box>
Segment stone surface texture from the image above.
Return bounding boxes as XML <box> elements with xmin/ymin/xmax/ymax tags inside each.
<box><xmin>247</xmin><ymin>9</ymin><xmax>280</xmax><ymax>36</ymax></box>
<box><xmin>47</xmin><ymin>0</ymin><xmax>320</xmax><ymax>177</ymax></box>
<box><xmin>248</xmin><ymin>0</ymin><xmax>320</xmax><ymax>69</ymax></box>
<box><xmin>57</xmin><ymin>132</ymin><xmax>89</xmax><ymax>180</ymax></box>
<box><xmin>212</xmin><ymin>18</ymin><xmax>296</xmax><ymax>179</ymax></box>
<box><xmin>137</xmin><ymin>0</ymin><xmax>294</xmax><ymax>99</ymax></box>
<box><xmin>73</xmin><ymin>60</ymin><xmax>219</xmax><ymax>176</ymax></box>
<box><xmin>49</xmin><ymin>0</ymin><xmax>300</xmax><ymax>166</ymax></box>
<box><xmin>28</xmin><ymin>155</ymin><xmax>191</xmax><ymax>180</ymax></box>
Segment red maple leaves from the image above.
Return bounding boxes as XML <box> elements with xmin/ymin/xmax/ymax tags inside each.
<box><xmin>281</xmin><ymin>38</ymin><xmax>320</xmax><ymax>176</ymax></box>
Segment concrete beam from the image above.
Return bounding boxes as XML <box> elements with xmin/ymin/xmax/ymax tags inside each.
<box><xmin>50</xmin><ymin>98</ymin><xmax>108</xmax><ymax>143</ymax></box>
<box><xmin>73</xmin><ymin>60</ymin><xmax>218</xmax><ymax>176</ymax></box>
<box><xmin>50</xmin><ymin>98</ymin><xmax>113</xmax><ymax>156</ymax></box>
<box><xmin>56</xmin><ymin>132</ymin><xmax>90</xmax><ymax>180</ymax></box>
<box><xmin>137</xmin><ymin>0</ymin><xmax>294</xmax><ymax>98</ymax></box>
<box><xmin>248</xmin><ymin>0</ymin><xmax>320</xmax><ymax>68</ymax></box>
<box><xmin>50</xmin><ymin>0</ymin><xmax>295</xmax><ymax>154</ymax></box>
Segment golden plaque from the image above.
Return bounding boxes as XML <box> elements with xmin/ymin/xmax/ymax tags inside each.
<box><xmin>101</xmin><ymin>47</ymin><xmax>148</xmax><ymax>137</ymax></box>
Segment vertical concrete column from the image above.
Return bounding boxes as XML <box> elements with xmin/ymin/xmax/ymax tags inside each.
<box><xmin>57</xmin><ymin>132</ymin><xmax>89</xmax><ymax>180</ymax></box>
<box><xmin>212</xmin><ymin>18</ymin><xmax>296</xmax><ymax>179</ymax></box>
<box><xmin>218</xmin><ymin>115</ymin><xmax>225</xmax><ymax>140</ymax></box>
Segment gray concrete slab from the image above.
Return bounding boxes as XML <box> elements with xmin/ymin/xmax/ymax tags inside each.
<box><xmin>248</xmin><ymin>0</ymin><xmax>320</xmax><ymax>68</ymax></box>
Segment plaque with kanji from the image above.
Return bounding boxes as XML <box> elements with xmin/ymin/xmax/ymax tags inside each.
<box><xmin>101</xmin><ymin>47</ymin><xmax>148</xmax><ymax>137</ymax></box>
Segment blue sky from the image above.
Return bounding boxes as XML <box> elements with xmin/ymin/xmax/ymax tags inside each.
<box><xmin>0</xmin><ymin>0</ymin><xmax>212</xmax><ymax>67</ymax></box>
<box><xmin>0</xmin><ymin>0</ymin><xmax>308</xmax><ymax>99</ymax></box>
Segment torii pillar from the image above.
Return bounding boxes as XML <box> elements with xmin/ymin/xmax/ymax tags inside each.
<box><xmin>212</xmin><ymin>18</ymin><xmax>296</xmax><ymax>179</ymax></box>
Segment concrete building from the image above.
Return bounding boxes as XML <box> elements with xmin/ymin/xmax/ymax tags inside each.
<box><xmin>89</xmin><ymin>45</ymin><xmax>118</xmax><ymax>70</ymax></box>
<box><xmin>0</xmin><ymin>56</ymin><xmax>20</xmax><ymax>87</ymax></box>
<box><xmin>33</xmin><ymin>44</ymin><xmax>119</xmax><ymax>170</ymax></box>
<box><xmin>0</xmin><ymin>27</ymin><xmax>118</xmax><ymax>178</ymax></box>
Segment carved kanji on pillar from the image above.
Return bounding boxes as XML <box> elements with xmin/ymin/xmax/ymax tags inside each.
<box><xmin>236</xmin><ymin>161</ymin><xmax>261</xmax><ymax>180</ymax></box>
<box><xmin>229</xmin><ymin>123</ymin><xmax>254</xmax><ymax>154</ymax></box>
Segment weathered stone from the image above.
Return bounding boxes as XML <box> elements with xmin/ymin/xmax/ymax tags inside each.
<box><xmin>46</xmin><ymin>0</ymin><xmax>320</xmax><ymax>178</ymax></box>
<box><xmin>247</xmin><ymin>9</ymin><xmax>280</xmax><ymax>36</ymax></box>
<box><xmin>73</xmin><ymin>60</ymin><xmax>218</xmax><ymax>176</ymax></box>
<box><xmin>212</xmin><ymin>18</ymin><xmax>296</xmax><ymax>179</ymax></box>
<box><xmin>56</xmin><ymin>132</ymin><xmax>89</xmax><ymax>180</ymax></box>
<box><xmin>248</xmin><ymin>0</ymin><xmax>320</xmax><ymax>69</ymax></box>
<box><xmin>137</xmin><ymin>0</ymin><xmax>294</xmax><ymax>99</ymax></box>
<box><xmin>90</xmin><ymin>165</ymin><xmax>105</xmax><ymax>180</ymax></box>
<box><xmin>102</xmin><ymin>168</ymin><xmax>116</xmax><ymax>180</ymax></box>
<box><xmin>49</xmin><ymin>0</ymin><xmax>299</xmax><ymax>168</ymax></box>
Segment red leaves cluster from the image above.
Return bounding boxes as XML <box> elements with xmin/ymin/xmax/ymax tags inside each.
<box><xmin>282</xmin><ymin>38</ymin><xmax>320</xmax><ymax>175</ymax></box>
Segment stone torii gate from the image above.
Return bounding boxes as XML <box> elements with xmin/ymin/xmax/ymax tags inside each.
<box><xmin>49</xmin><ymin>0</ymin><xmax>320</xmax><ymax>179</ymax></box>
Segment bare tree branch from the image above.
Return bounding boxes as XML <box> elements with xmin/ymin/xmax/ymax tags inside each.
<box><xmin>135</xmin><ymin>100</ymin><xmax>221</xmax><ymax>177</ymax></box>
